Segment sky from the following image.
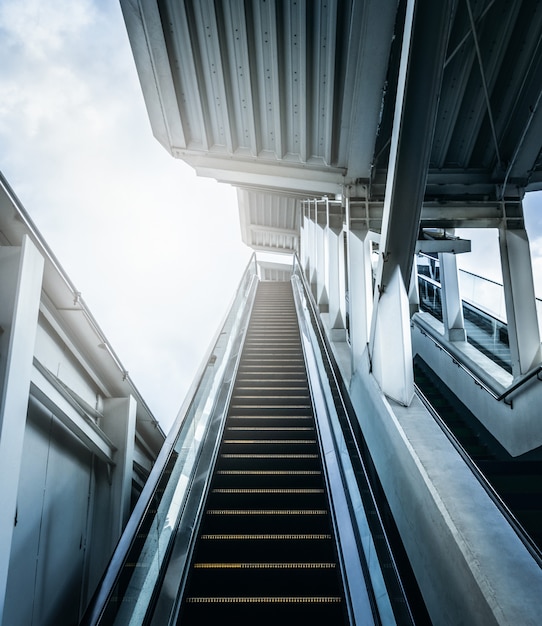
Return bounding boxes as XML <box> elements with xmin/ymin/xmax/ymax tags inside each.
<box><xmin>0</xmin><ymin>0</ymin><xmax>252</xmax><ymax>433</ymax></box>
<box><xmin>1</xmin><ymin>1</ymin><xmax>542</xmax><ymax>432</ymax></box>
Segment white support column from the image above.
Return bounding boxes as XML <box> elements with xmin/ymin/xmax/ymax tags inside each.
<box><xmin>303</xmin><ymin>201</ymin><xmax>314</xmax><ymax>282</ymax></box>
<box><xmin>348</xmin><ymin>228</ymin><xmax>374</xmax><ymax>374</ymax></box>
<box><xmin>308</xmin><ymin>200</ymin><xmax>318</xmax><ymax>298</ymax></box>
<box><xmin>368</xmin><ymin>0</ymin><xmax>453</xmax><ymax>405</ymax></box>
<box><xmin>439</xmin><ymin>252</ymin><xmax>466</xmax><ymax>342</ymax></box>
<box><xmin>326</xmin><ymin>202</ymin><xmax>346</xmax><ymax>339</ymax></box>
<box><xmin>315</xmin><ymin>200</ymin><xmax>329</xmax><ymax>313</ymax></box>
<box><xmin>371</xmin><ymin>267</ymin><xmax>414</xmax><ymax>405</ymax></box>
<box><xmin>300</xmin><ymin>202</ymin><xmax>309</xmax><ymax>275</ymax></box>
<box><xmin>0</xmin><ymin>236</ymin><xmax>44</xmax><ymax>618</ymax></box>
<box><xmin>102</xmin><ymin>396</ymin><xmax>137</xmax><ymax>545</ymax></box>
<box><xmin>409</xmin><ymin>258</ymin><xmax>420</xmax><ymax>317</ymax></box>
<box><xmin>499</xmin><ymin>225</ymin><xmax>542</xmax><ymax>376</ymax></box>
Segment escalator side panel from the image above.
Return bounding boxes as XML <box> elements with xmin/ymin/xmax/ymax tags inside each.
<box><xmin>177</xmin><ymin>282</ymin><xmax>349</xmax><ymax>625</ymax></box>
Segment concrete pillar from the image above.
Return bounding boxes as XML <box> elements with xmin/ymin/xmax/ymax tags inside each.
<box><xmin>348</xmin><ymin>228</ymin><xmax>374</xmax><ymax>374</ymax></box>
<box><xmin>315</xmin><ymin>200</ymin><xmax>329</xmax><ymax>313</ymax></box>
<box><xmin>0</xmin><ymin>236</ymin><xmax>44</xmax><ymax>618</ymax></box>
<box><xmin>102</xmin><ymin>396</ymin><xmax>137</xmax><ymax>545</ymax></box>
<box><xmin>308</xmin><ymin>200</ymin><xmax>318</xmax><ymax>298</ymax></box>
<box><xmin>499</xmin><ymin>225</ymin><xmax>542</xmax><ymax>377</ymax></box>
<box><xmin>326</xmin><ymin>202</ymin><xmax>346</xmax><ymax>339</ymax></box>
<box><xmin>300</xmin><ymin>203</ymin><xmax>309</xmax><ymax>276</ymax></box>
<box><xmin>368</xmin><ymin>0</ymin><xmax>454</xmax><ymax>406</ymax></box>
<box><xmin>409</xmin><ymin>258</ymin><xmax>420</xmax><ymax>317</ymax></box>
<box><xmin>303</xmin><ymin>202</ymin><xmax>314</xmax><ymax>283</ymax></box>
<box><xmin>439</xmin><ymin>252</ymin><xmax>466</xmax><ymax>342</ymax></box>
<box><xmin>370</xmin><ymin>266</ymin><xmax>414</xmax><ymax>406</ymax></box>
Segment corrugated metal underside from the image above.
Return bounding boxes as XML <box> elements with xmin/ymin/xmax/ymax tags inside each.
<box><xmin>373</xmin><ymin>0</ymin><xmax>542</xmax><ymax>198</ymax></box>
<box><xmin>156</xmin><ymin>0</ymin><xmax>393</xmax><ymax>175</ymax></box>
<box><xmin>238</xmin><ymin>189</ymin><xmax>299</xmax><ymax>253</ymax></box>
<box><xmin>123</xmin><ymin>0</ymin><xmax>542</xmax><ymax>250</ymax></box>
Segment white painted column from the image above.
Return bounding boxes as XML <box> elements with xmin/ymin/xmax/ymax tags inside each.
<box><xmin>300</xmin><ymin>202</ymin><xmax>309</xmax><ymax>276</ymax></box>
<box><xmin>308</xmin><ymin>200</ymin><xmax>318</xmax><ymax>298</ymax></box>
<box><xmin>348</xmin><ymin>228</ymin><xmax>374</xmax><ymax>374</ymax></box>
<box><xmin>303</xmin><ymin>202</ymin><xmax>314</xmax><ymax>283</ymax></box>
<box><xmin>0</xmin><ymin>236</ymin><xmax>44</xmax><ymax>618</ymax></box>
<box><xmin>102</xmin><ymin>396</ymin><xmax>137</xmax><ymax>545</ymax></box>
<box><xmin>370</xmin><ymin>266</ymin><xmax>414</xmax><ymax>405</ymax></box>
<box><xmin>368</xmin><ymin>0</ymin><xmax>453</xmax><ymax>406</ymax></box>
<box><xmin>326</xmin><ymin>202</ymin><xmax>346</xmax><ymax>339</ymax></box>
<box><xmin>315</xmin><ymin>200</ymin><xmax>329</xmax><ymax>313</ymax></box>
<box><xmin>439</xmin><ymin>252</ymin><xmax>466</xmax><ymax>342</ymax></box>
<box><xmin>409</xmin><ymin>258</ymin><xmax>420</xmax><ymax>317</ymax></box>
<box><xmin>499</xmin><ymin>226</ymin><xmax>542</xmax><ymax>376</ymax></box>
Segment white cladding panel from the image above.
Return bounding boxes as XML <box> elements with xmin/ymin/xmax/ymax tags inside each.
<box><xmin>4</xmin><ymin>398</ymin><xmax>92</xmax><ymax>626</ymax></box>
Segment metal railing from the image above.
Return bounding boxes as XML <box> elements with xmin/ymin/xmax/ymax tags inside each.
<box><xmin>415</xmin><ymin>277</ymin><xmax>542</xmax><ymax>406</ymax></box>
<box><xmin>418</xmin><ymin>273</ymin><xmax>512</xmax><ymax>373</ymax></box>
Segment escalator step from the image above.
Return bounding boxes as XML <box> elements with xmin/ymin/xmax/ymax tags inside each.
<box><xmin>178</xmin><ymin>282</ymin><xmax>347</xmax><ymax>625</ymax></box>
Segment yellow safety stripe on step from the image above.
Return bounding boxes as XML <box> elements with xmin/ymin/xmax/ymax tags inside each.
<box><xmin>239</xmin><ymin>364</ymin><xmax>304</xmax><ymax>367</ymax></box>
<box><xmin>226</xmin><ymin>427</ymin><xmax>314</xmax><ymax>431</ymax></box>
<box><xmin>234</xmin><ymin>387</ymin><xmax>308</xmax><ymax>391</ymax></box>
<box><xmin>211</xmin><ymin>488</ymin><xmax>324</xmax><ymax>494</ymax></box>
<box><xmin>227</xmin><ymin>416</ymin><xmax>312</xmax><ymax>420</ymax></box>
<box><xmin>223</xmin><ymin>440</ymin><xmax>316</xmax><ymax>444</ymax></box>
<box><xmin>229</xmin><ymin>406</ymin><xmax>312</xmax><ymax>410</ymax></box>
<box><xmin>217</xmin><ymin>470</ymin><xmax>321</xmax><ymax>475</ymax></box>
<box><xmin>206</xmin><ymin>509</ymin><xmax>327</xmax><ymax>515</ymax></box>
<box><xmin>185</xmin><ymin>596</ymin><xmax>342</xmax><ymax>604</ymax></box>
<box><xmin>221</xmin><ymin>454</ymin><xmax>318</xmax><ymax>458</ymax></box>
<box><xmin>200</xmin><ymin>534</ymin><xmax>332</xmax><ymax>540</ymax></box>
<box><xmin>193</xmin><ymin>563</ymin><xmax>336</xmax><ymax>569</ymax></box>
<box><xmin>232</xmin><ymin>396</ymin><xmax>310</xmax><ymax>400</ymax></box>
<box><xmin>242</xmin><ymin>357</ymin><xmax>304</xmax><ymax>361</ymax></box>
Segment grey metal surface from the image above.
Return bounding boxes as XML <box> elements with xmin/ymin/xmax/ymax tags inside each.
<box><xmin>122</xmin><ymin>0</ymin><xmax>542</xmax><ymax>251</ymax></box>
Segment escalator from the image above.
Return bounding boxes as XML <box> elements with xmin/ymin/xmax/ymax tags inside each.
<box><xmin>178</xmin><ymin>281</ymin><xmax>347</xmax><ymax>623</ymax></box>
<box><xmin>82</xmin><ymin>266</ymin><xmax>422</xmax><ymax>626</ymax></box>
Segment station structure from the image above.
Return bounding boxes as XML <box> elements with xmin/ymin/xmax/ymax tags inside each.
<box><xmin>2</xmin><ymin>1</ymin><xmax>542</xmax><ymax>624</ymax></box>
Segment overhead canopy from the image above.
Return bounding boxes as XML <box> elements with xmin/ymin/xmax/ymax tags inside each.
<box><xmin>122</xmin><ymin>0</ymin><xmax>542</xmax><ymax>251</ymax></box>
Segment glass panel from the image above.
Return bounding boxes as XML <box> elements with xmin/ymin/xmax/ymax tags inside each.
<box><xmin>98</xmin><ymin>256</ymin><xmax>258</xmax><ymax>625</ymax></box>
<box><xmin>417</xmin><ymin>263</ymin><xmax>512</xmax><ymax>373</ymax></box>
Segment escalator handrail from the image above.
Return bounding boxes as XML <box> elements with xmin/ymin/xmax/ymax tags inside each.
<box><xmin>80</xmin><ymin>254</ymin><xmax>258</xmax><ymax>626</ymax></box>
<box><xmin>413</xmin><ymin>314</ymin><xmax>501</xmax><ymax>400</ymax></box>
<box><xmin>292</xmin><ymin>255</ymin><xmax>418</xmax><ymax>625</ymax></box>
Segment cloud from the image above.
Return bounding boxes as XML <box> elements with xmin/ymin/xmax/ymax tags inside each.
<box><xmin>0</xmin><ymin>0</ymin><xmax>252</xmax><ymax>432</ymax></box>
<box><xmin>0</xmin><ymin>0</ymin><xmax>94</xmax><ymax>61</ymax></box>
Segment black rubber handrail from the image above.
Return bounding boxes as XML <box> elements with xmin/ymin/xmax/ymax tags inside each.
<box><xmin>413</xmin><ymin>315</ymin><xmax>542</xmax><ymax>406</ymax></box>
<box><xmin>292</xmin><ymin>256</ymin><xmax>425</xmax><ymax>625</ymax></box>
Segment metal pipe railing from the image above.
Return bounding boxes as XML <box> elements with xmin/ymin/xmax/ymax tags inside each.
<box><xmin>413</xmin><ymin>315</ymin><xmax>542</xmax><ymax>407</ymax></box>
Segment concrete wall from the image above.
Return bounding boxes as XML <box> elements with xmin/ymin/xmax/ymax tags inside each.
<box><xmin>349</xmin><ymin>353</ymin><xmax>542</xmax><ymax>625</ymax></box>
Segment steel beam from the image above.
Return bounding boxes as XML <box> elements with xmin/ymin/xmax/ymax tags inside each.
<box><xmin>375</xmin><ymin>0</ymin><xmax>457</xmax><ymax>292</ymax></box>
